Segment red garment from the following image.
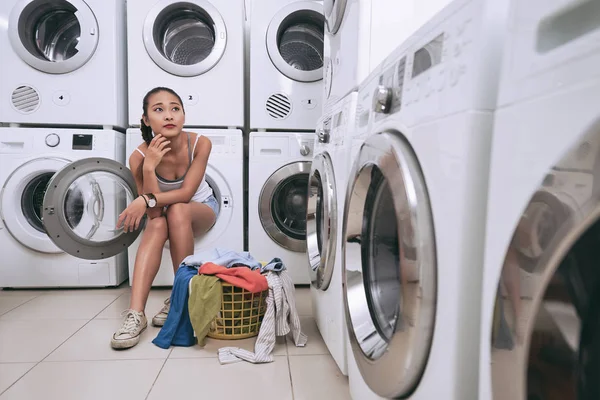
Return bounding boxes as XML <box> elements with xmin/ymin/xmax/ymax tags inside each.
<box><xmin>198</xmin><ymin>263</ymin><xmax>268</xmax><ymax>293</ymax></box>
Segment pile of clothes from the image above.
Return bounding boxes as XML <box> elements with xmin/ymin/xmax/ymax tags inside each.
<box><xmin>152</xmin><ymin>248</ymin><xmax>307</xmax><ymax>364</ymax></box>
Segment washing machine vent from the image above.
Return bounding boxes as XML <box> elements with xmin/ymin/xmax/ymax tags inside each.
<box><xmin>266</xmin><ymin>93</ymin><xmax>292</xmax><ymax>120</ymax></box>
<box><xmin>11</xmin><ymin>86</ymin><xmax>40</xmax><ymax>114</ymax></box>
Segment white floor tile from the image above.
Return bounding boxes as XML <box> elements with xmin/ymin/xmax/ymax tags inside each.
<box><xmin>0</xmin><ymin>296</ymin><xmax>37</xmax><ymax>316</ymax></box>
<box><xmin>147</xmin><ymin>356</ymin><xmax>293</xmax><ymax>400</ymax></box>
<box><xmin>289</xmin><ymin>355</ymin><xmax>351</xmax><ymax>399</ymax></box>
<box><xmin>0</xmin><ymin>319</ymin><xmax>87</xmax><ymax>362</ymax></box>
<box><xmin>47</xmin><ymin>319</ymin><xmax>170</xmax><ymax>361</ymax></box>
<box><xmin>0</xmin><ymin>359</ymin><xmax>164</xmax><ymax>400</ymax></box>
<box><xmin>287</xmin><ymin>316</ymin><xmax>330</xmax><ymax>356</ymax></box>
<box><xmin>0</xmin><ymin>363</ymin><xmax>35</xmax><ymax>395</ymax></box>
<box><xmin>0</xmin><ymin>294</ymin><xmax>119</xmax><ymax>320</ymax></box>
<box><xmin>170</xmin><ymin>335</ymin><xmax>287</xmax><ymax>358</ymax></box>
<box><xmin>95</xmin><ymin>289</ymin><xmax>171</xmax><ymax>319</ymax></box>
<box><xmin>294</xmin><ymin>287</ymin><xmax>313</xmax><ymax>316</ymax></box>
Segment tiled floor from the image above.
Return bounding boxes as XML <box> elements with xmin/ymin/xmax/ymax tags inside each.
<box><xmin>0</xmin><ymin>285</ymin><xmax>350</xmax><ymax>400</ymax></box>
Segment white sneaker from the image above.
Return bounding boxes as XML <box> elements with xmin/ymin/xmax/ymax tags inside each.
<box><xmin>152</xmin><ymin>297</ymin><xmax>170</xmax><ymax>327</ymax></box>
<box><xmin>111</xmin><ymin>309</ymin><xmax>147</xmax><ymax>349</ymax></box>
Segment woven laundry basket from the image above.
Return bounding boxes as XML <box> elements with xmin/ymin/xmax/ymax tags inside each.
<box><xmin>207</xmin><ymin>282</ymin><xmax>268</xmax><ymax>340</ymax></box>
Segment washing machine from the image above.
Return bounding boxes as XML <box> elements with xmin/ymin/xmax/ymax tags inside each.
<box><xmin>0</xmin><ymin>128</ymin><xmax>129</xmax><ymax>288</ymax></box>
<box><xmin>0</xmin><ymin>0</ymin><xmax>127</xmax><ymax>128</ymax></box>
<box><xmin>307</xmin><ymin>91</ymin><xmax>357</xmax><ymax>375</ymax></box>
<box><xmin>322</xmin><ymin>0</ymin><xmax>413</xmax><ymax>112</ymax></box>
<box><xmin>249</xmin><ymin>0</ymin><xmax>325</xmax><ymax>131</ymax></box>
<box><xmin>125</xmin><ymin>128</ymin><xmax>243</xmax><ymax>286</ymax></box>
<box><xmin>341</xmin><ymin>0</ymin><xmax>510</xmax><ymax>397</ymax></box>
<box><xmin>126</xmin><ymin>0</ymin><xmax>245</xmax><ymax>128</ymax></box>
<box><xmin>248</xmin><ymin>132</ymin><xmax>314</xmax><ymax>284</ymax></box>
<box><xmin>479</xmin><ymin>0</ymin><xmax>600</xmax><ymax>399</ymax></box>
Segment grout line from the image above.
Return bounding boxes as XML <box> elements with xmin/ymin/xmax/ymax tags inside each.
<box><xmin>144</xmin><ymin>349</ymin><xmax>173</xmax><ymax>400</ymax></box>
<box><xmin>286</xmin><ymin>352</ymin><xmax>296</xmax><ymax>400</ymax></box>
<box><xmin>0</xmin><ymin>295</ymin><xmax>41</xmax><ymax>318</ymax></box>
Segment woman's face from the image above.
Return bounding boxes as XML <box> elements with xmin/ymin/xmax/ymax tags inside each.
<box><xmin>143</xmin><ymin>91</ymin><xmax>185</xmax><ymax>139</ymax></box>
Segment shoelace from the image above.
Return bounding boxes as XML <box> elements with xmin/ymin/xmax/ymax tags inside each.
<box><xmin>118</xmin><ymin>310</ymin><xmax>142</xmax><ymax>334</ymax></box>
<box><xmin>159</xmin><ymin>298</ymin><xmax>170</xmax><ymax>314</ymax></box>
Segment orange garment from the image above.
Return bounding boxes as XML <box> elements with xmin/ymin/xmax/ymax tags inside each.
<box><xmin>198</xmin><ymin>263</ymin><xmax>268</xmax><ymax>293</ymax></box>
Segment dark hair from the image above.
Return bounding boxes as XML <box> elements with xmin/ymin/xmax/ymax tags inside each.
<box><xmin>140</xmin><ymin>87</ymin><xmax>185</xmax><ymax>145</ymax></box>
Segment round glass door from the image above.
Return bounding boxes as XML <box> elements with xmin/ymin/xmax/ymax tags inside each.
<box><xmin>323</xmin><ymin>0</ymin><xmax>347</xmax><ymax>34</ymax></box>
<box><xmin>143</xmin><ymin>0</ymin><xmax>227</xmax><ymax>77</ymax></box>
<box><xmin>306</xmin><ymin>152</ymin><xmax>337</xmax><ymax>289</ymax></box>
<box><xmin>343</xmin><ymin>132</ymin><xmax>437</xmax><ymax>398</ymax></box>
<box><xmin>1</xmin><ymin>157</ymin><xmax>72</xmax><ymax>253</ymax></box>
<box><xmin>8</xmin><ymin>0</ymin><xmax>99</xmax><ymax>74</ymax></box>
<box><xmin>266</xmin><ymin>1</ymin><xmax>325</xmax><ymax>83</ymax></box>
<box><xmin>259</xmin><ymin>161</ymin><xmax>311</xmax><ymax>252</ymax></box>
<box><xmin>41</xmin><ymin>157</ymin><xmax>142</xmax><ymax>260</ymax></box>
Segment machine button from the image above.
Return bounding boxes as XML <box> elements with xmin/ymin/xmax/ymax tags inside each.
<box><xmin>45</xmin><ymin>133</ymin><xmax>60</xmax><ymax>147</ymax></box>
<box><xmin>184</xmin><ymin>93</ymin><xmax>199</xmax><ymax>106</ymax></box>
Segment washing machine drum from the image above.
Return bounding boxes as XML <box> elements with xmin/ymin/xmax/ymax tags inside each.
<box><xmin>266</xmin><ymin>2</ymin><xmax>325</xmax><ymax>83</ymax></box>
<box><xmin>143</xmin><ymin>0</ymin><xmax>227</xmax><ymax>77</ymax></box>
<box><xmin>8</xmin><ymin>0</ymin><xmax>100</xmax><ymax>73</ymax></box>
<box><xmin>259</xmin><ymin>161</ymin><xmax>311</xmax><ymax>252</ymax></box>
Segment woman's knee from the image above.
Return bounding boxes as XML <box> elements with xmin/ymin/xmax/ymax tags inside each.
<box><xmin>143</xmin><ymin>215</ymin><xmax>168</xmax><ymax>241</ymax></box>
<box><xmin>166</xmin><ymin>203</ymin><xmax>191</xmax><ymax>227</ymax></box>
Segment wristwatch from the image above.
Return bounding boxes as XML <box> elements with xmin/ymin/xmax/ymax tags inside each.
<box><xmin>145</xmin><ymin>193</ymin><xmax>157</xmax><ymax>208</ymax></box>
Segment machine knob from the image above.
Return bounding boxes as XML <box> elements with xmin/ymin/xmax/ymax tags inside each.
<box><xmin>300</xmin><ymin>144</ymin><xmax>311</xmax><ymax>156</ymax></box>
<box><xmin>317</xmin><ymin>128</ymin><xmax>330</xmax><ymax>143</ymax></box>
<box><xmin>45</xmin><ymin>133</ymin><xmax>60</xmax><ymax>147</ymax></box>
<box><xmin>372</xmin><ymin>85</ymin><xmax>393</xmax><ymax>114</ymax></box>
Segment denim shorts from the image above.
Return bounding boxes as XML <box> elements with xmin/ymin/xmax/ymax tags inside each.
<box><xmin>200</xmin><ymin>194</ymin><xmax>220</xmax><ymax>217</ymax></box>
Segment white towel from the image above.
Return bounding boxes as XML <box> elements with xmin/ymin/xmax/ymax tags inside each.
<box><xmin>217</xmin><ymin>270</ymin><xmax>307</xmax><ymax>364</ymax></box>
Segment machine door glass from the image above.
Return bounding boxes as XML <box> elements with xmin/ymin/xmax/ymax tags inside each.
<box><xmin>306</xmin><ymin>151</ymin><xmax>337</xmax><ymax>290</ymax></box>
<box><xmin>8</xmin><ymin>0</ymin><xmax>99</xmax><ymax>74</ymax></box>
<box><xmin>343</xmin><ymin>131</ymin><xmax>437</xmax><ymax>398</ymax></box>
<box><xmin>41</xmin><ymin>157</ymin><xmax>142</xmax><ymax>260</ymax></box>
<box><xmin>259</xmin><ymin>161</ymin><xmax>311</xmax><ymax>252</ymax></box>
<box><xmin>266</xmin><ymin>1</ymin><xmax>325</xmax><ymax>83</ymax></box>
<box><xmin>323</xmin><ymin>0</ymin><xmax>347</xmax><ymax>35</ymax></box>
<box><xmin>143</xmin><ymin>0</ymin><xmax>227</xmax><ymax>77</ymax></box>
<box><xmin>490</xmin><ymin>134</ymin><xmax>600</xmax><ymax>399</ymax></box>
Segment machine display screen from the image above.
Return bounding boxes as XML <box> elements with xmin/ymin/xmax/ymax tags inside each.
<box><xmin>412</xmin><ymin>33</ymin><xmax>444</xmax><ymax>78</ymax></box>
<box><xmin>72</xmin><ymin>134</ymin><xmax>93</xmax><ymax>150</ymax></box>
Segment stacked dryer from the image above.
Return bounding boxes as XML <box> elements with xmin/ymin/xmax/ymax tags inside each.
<box><xmin>247</xmin><ymin>0</ymin><xmax>325</xmax><ymax>284</ymax></box>
<box><xmin>125</xmin><ymin>0</ymin><xmax>246</xmax><ymax>286</ymax></box>
<box><xmin>0</xmin><ymin>0</ymin><xmax>130</xmax><ymax>288</ymax></box>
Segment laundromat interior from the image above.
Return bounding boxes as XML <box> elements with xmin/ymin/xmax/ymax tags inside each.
<box><xmin>0</xmin><ymin>0</ymin><xmax>598</xmax><ymax>399</ymax></box>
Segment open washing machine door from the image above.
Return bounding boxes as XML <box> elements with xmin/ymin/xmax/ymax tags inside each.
<box><xmin>39</xmin><ymin>157</ymin><xmax>143</xmax><ymax>260</ymax></box>
<box><xmin>342</xmin><ymin>131</ymin><xmax>437</xmax><ymax>398</ymax></box>
<box><xmin>259</xmin><ymin>160</ymin><xmax>311</xmax><ymax>253</ymax></box>
<box><xmin>142</xmin><ymin>0</ymin><xmax>227</xmax><ymax>77</ymax></box>
<box><xmin>8</xmin><ymin>0</ymin><xmax>99</xmax><ymax>74</ymax></box>
<box><xmin>266</xmin><ymin>1</ymin><xmax>325</xmax><ymax>83</ymax></box>
<box><xmin>306</xmin><ymin>149</ymin><xmax>337</xmax><ymax>290</ymax></box>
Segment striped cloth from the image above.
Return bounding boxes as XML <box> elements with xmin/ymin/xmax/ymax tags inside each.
<box><xmin>217</xmin><ymin>270</ymin><xmax>307</xmax><ymax>364</ymax></box>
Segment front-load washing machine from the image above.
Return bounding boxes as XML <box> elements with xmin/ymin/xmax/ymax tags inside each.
<box><xmin>0</xmin><ymin>128</ymin><xmax>129</xmax><ymax>288</ymax></box>
<box><xmin>479</xmin><ymin>0</ymin><xmax>600</xmax><ymax>399</ymax></box>
<box><xmin>306</xmin><ymin>91</ymin><xmax>357</xmax><ymax>375</ymax></box>
<box><xmin>0</xmin><ymin>0</ymin><xmax>127</xmax><ymax>128</ymax></box>
<box><xmin>125</xmin><ymin>128</ymin><xmax>243</xmax><ymax>286</ymax></box>
<box><xmin>248</xmin><ymin>132</ymin><xmax>314</xmax><ymax>284</ymax></box>
<box><xmin>249</xmin><ymin>0</ymin><xmax>325</xmax><ymax>131</ymax></box>
<box><xmin>127</xmin><ymin>0</ymin><xmax>245</xmax><ymax>128</ymax></box>
<box><xmin>322</xmin><ymin>0</ymin><xmax>419</xmax><ymax>112</ymax></box>
<box><xmin>341</xmin><ymin>0</ymin><xmax>510</xmax><ymax>397</ymax></box>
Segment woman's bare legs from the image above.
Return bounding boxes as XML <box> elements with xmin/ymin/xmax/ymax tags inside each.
<box><xmin>165</xmin><ymin>202</ymin><xmax>217</xmax><ymax>272</ymax></box>
<box><xmin>129</xmin><ymin>216</ymin><xmax>169</xmax><ymax>312</ymax></box>
<box><xmin>111</xmin><ymin>216</ymin><xmax>168</xmax><ymax>349</ymax></box>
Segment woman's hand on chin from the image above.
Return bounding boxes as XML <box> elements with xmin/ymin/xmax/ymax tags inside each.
<box><xmin>144</xmin><ymin>133</ymin><xmax>171</xmax><ymax>170</ymax></box>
